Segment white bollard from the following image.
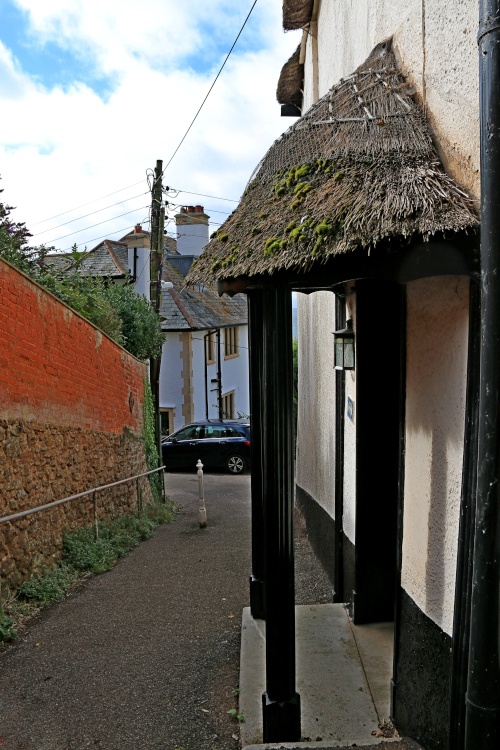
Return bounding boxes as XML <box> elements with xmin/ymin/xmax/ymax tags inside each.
<box><xmin>197</xmin><ymin>459</ymin><xmax>207</xmax><ymax>528</ymax></box>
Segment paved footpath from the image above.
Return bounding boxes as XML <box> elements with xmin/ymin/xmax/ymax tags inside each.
<box><xmin>0</xmin><ymin>472</ymin><xmax>261</xmax><ymax>750</ymax></box>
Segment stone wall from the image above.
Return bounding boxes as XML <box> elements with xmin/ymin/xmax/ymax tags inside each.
<box><xmin>0</xmin><ymin>258</ymin><xmax>152</xmax><ymax>591</ymax></box>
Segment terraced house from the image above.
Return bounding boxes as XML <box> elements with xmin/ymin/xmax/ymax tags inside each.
<box><xmin>187</xmin><ymin>2</ymin><xmax>498</xmax><ymax>749</ymax></box>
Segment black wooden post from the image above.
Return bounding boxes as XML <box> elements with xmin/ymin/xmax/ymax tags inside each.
<box><xmin>247</xmin><ymin>288</ymin><xmax>266</xmax><ymax>619</ymax></box>
<box><xmin>261</xmin><ymin>285</ymin><xmax>301</xmax><ymax>742</ymax></box>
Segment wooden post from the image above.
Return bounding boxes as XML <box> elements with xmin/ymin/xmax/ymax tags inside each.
<box><xmin>247</xmin><ymin>288</ymin><xmax>266</xmax><ymax>619</ymax></box>
<box><xmin>261</xmin><ymin>285</ymin><xmax>301</xmax><ymax>742</ymax></box>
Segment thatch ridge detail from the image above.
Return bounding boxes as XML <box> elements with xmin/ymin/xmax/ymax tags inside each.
<box><xmin>283</xmin><ymin>0</ymin><xmax>314</xmax><ymax>31</ymax></box>
<box><xmin>186</xmin><ymin>42</ymin><xmax>478</xmax><ymax>286</ymax></box>
<box><xmin>277</xmin><ymin>44</ymin><xmax>304</xmax><ymax>108</ymax></box>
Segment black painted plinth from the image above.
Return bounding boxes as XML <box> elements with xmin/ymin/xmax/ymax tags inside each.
<box><xmin>465</xmin><ymin>698</ymin><xmax>500</xmax><ymax>749</ymax></box>
<box><xmin>249</xmin><ymin>575</ymin><xmax>265</xmax><ymax>620</ymax></box>
<box><xmin>262</xmin><ymin>691</ymin><xmax>301</xmax><ymax>742</ymax></box>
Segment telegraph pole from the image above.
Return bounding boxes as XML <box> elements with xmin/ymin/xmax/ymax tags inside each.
<box><xmin>150</xmin><ymin>159</ymin><xmax>164</xmax><ymax>465</ymax></box>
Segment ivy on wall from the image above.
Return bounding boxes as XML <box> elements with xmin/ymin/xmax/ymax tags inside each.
<box><xmin>142</xmin><ymin>378</ymin><xmax>163</xmax><ymax>502</ymax></box>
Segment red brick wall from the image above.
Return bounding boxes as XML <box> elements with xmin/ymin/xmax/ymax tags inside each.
<box><xmin>0</xmin><ymin>258</ymin><xmax>145</xmax><ymax>433</ymax></box>
<box><xmin>0</xmin><ymin>258</ymin><xmax>153</xmax><ymax>589</ymax></box>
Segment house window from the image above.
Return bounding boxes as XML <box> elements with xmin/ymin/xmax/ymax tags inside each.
<box><xmin>206</xmin><ymin>331</ymin><xmax>216</xmax><ymax>364</ymax></box>
<box><xmin>224</xmin><ymin>327</ymin><xmax>239</xmax><ymax>358</ymax></box>
<box><xmin>222</xmin><ymin>391</ymin><xmax>235</xmax><ymax>419</ymax></box>
<box><xmin>160</xmin><ymin>408</ymin><xmax>175</xmax><ymax>436</ymax></box>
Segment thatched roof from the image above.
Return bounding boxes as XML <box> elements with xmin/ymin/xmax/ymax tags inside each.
<box><xmin>283</xmin><ymin>0</ymin><xmax>314</xmax><ymax>31</ymax></box>
<box><xmin>277</xmin><ymin>44</ymin><xmax>303</xmax><ymax>108</ymax></box>
<box><xmin>186</xmin><ymin>41</ymin><xmax>478</xmax><ymax>286</ymax></box>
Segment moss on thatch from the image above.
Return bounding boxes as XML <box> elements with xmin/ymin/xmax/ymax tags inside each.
<box><xmin>277</xmin><ymin>44</ymin><xmax>304</xmax><ymax>108</ymax></box>
<box><xmin>283</xmin><ymin>0</ymin><xmax>314</xmax><ymax>31</ymax></box>
<box><xmin>186</xmin><ymin>41</ymin><xmax>478</xmax><ymax>286</ymax></box>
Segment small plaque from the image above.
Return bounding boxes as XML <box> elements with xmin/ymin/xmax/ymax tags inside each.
<box><xmin>347</xmin><ymin>396</ymin><xmax>354</xmax><ymax>422</ymax></box>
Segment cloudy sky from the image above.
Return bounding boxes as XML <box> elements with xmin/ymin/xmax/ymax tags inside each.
<box><xmin>0</xmin><ymin>0</ymin><xmax>300</xmax><ymax>253</ymax></box>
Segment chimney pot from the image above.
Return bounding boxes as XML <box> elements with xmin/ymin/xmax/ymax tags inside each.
<box><xmin>195</xmin><ymin>205</ymin><xmax>203</xmax><ymax>213</ymax></box>
<box><xmin>134</xmin><ymin>224</ymin><xmax>142</xmax><ymax>233</ymax></box>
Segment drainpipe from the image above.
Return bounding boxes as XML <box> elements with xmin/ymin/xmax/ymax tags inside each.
<box><xmin>217</xmin><ymin>328</ymin><xmax>223</xmax><ymax>419</ymax></box>
<box><xmin>204</xmin><ymin>331</ymin><xmax>210</xmax><ymax>419</ymax></box>
<box><xmin>464</xmin><ymin>3</ymin><xmax>500</xmax><ymax>747</ymax></box>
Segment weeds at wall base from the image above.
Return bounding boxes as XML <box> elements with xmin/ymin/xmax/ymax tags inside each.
<box><xmin>0</xmin><ymin>500</ymin><xmax>175</xmax><ymax>644</ymax></box>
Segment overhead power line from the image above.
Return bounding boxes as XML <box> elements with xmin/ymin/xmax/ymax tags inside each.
<box><xmin>60</xmin><ymin>223</ymin><xmax>148</xmax><ymax>253</ymax></box>
<box><xmin>31</xmin><ymin>180</ymin><xmax>146</xmax><ymax>226</ymax></box>
<box><xmin>162</xmin><ymin>0</ymin><xmax>259</xmax><ymax>175</ymax></box>
<box><xmin>33</xmin><ymin>185</ymin><xmax>238</xmax><ymax>231</ymax></box>
<box><xmin>59</xmin><ymin>220</ymin><xmax>224</xmax><ymax>253</ymax></box>
<box><xmin>44</xmin><ymin>205</ymin><xmax>149</xmax><ymax>244</ymax></box>
<box><xmin>169</xmin><ymin>188</ymin><xmax>238</xmax><ymax>203</ymax></box>
<box><xmin>32</xmin><ymin>191</ymin><xmax>149</xmax><ymax>237</ymax></box>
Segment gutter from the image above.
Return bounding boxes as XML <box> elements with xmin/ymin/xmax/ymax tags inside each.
<box><xmin>464</xmin><ymin>3</ymin><xmax>500</xmax><ymax>746</ymax></box>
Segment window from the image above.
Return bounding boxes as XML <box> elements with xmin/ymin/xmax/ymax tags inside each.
<box><xmin>222</xmin><ymin>391</ymin><xmax>235</xmax><ymax>419</ymax></box>
<box><xmin>160</xmin><ymin>408</ymin><xmax>175</xmax><ymax>436</ymax></box>
<box><xmin>224</xmin><ymin>327</ymin><xmax>239</xmax><ymax>358</ymax></box>
<box><xmin>205</xmin><ymin>331</ymin><xmax>216</xmax><ymax>364</ymax></box>
<box><xmin>175</xmin><ymin>425</ymin><xmax>203</xmax><ymax>440</ymax></box>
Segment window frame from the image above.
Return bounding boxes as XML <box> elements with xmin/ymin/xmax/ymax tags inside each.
<box><xmin>160</xmin><ymin>408</ymin><xmax>175</xmax><ymax>436</ymax></box>
<box><xmin>221</xmin><ymin>390</ymin><xmax>236</xmax><ymax>419</ymax></box>
<box><xmin>224</xmin><ymin>326</ymin><xmax>239</xmax><ymax>359</ymax></box>
<box><xmin>206</xmin><ymin>331</ymin><xmax>216</xmax><ymax>364</ymax></box>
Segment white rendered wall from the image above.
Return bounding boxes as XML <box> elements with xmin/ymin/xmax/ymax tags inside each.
<box><xmin>221</xmin><ymin>325</ymin><xmax>250</xmax><ymax>418</ymax></box>
<box><xmin>176</xmin><ymin>223</ymin><xmax>209</xmax><ymax>257</ymax></box>
<box><xmin>303</xmin><ymin>0</ymin><xmax>479</xmax><ymax>197</ymax></box>
<box><xmin>129</xmin><ymin>246</ymin><xmax>150</xmax><ymax>300</ymax></box>
<box><xmin>206</xmin><ymin>359</ymin><xmax>220</xmax><ymax>419</ymax></box>
<box><xmin>159</xmin><ymin>333</ymin><xmax>184</xmax><ymax>432</ymax></box>
<box><xmin>295</xmin><ymin>291</ymin><xmax>337</xmax><ymax>519</ymax></box>
<box><xmin>160</xmin><ymin>326</ymin><xmax>250</xmax><ymax>424</ymax></box>
<box><xmin>402</xmin><ymin>276</ymin><xmax>469</xmax><ymax>636</ymax></box>
<box><xmin>203</xmin><ymin>326</ymin><xmax>250</xmax><ymax>420</ymax></box>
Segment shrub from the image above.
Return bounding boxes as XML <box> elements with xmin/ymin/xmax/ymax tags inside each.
<box><xmin>18</xmin><ymin>564</ymin><xmax>78</xmax><ymax>604</ymax></box>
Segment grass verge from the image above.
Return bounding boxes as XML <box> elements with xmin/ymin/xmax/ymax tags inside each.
<box><xmin>1</xmin><ymin>500</ymin><xmax>175</xmax><ymax>644</ymax></box>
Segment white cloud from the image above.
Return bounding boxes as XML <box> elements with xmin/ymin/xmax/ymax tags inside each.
<box><xmin>1</xmin><ymin>1</ymin><xmax>301</xmax><ymax>251</ymax></box>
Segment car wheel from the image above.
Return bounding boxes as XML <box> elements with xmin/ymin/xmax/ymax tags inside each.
<box><xmin>226</xmin><ymin>454</ymin><xmax>246</xmax><ymax>474</ymax></box>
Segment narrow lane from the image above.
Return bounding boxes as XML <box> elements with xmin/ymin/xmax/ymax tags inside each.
<box><xmin>0</xmin><ymin>470</ymin><xmax>332</xmax><ymax>750</ymax></box>
<box><xmin>0</xmin><ymin>472</ymin><xmax>252</xmax><ymax>750</ymax></box>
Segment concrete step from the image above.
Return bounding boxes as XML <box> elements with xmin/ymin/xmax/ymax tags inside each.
<box><xmin>239</xmin><ymin>604</ymin><xmax>397</xmax><ymax>748</ymax></box>
<box><xmin>243</xmin><ymin>740</ymin><xmax>422</xmax><ymax>750</ymax></box>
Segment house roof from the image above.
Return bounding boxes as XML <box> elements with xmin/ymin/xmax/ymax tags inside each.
<box><xmin>186</xmin><ymin>41</ymin><xmax>478</xmax><ymax>287</ymax></box>
<box><xmin>43</xmin><ymin>226</ymin><xmax>247</xmax><ymax>330</ymax></box>
<box><xmin>159</xmin><ymin>260</ymin><xmax>247</xmax><ymax>331</ymax></box>
<box><xmin>42</xmin><ymin>253</ymin><xmax>75</xmax><ymax>274</ymax></box>
<box><xmin>44</xmin><ymin>240</ymin><xmax>127</xmax><ymax>278</ymax></box>
<box><xmin>283</xmin><ymin>0</ymin><xmax>314</xmax><ymax>31</ymax></box>
<box><xmin>276</xmin><ymin>44</ymin><xmax>304</xmax><ymax>109</ymax></box>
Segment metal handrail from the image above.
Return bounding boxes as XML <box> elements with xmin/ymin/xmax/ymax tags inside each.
<box><xmin>0</xmin><ymin>466</ymin><xmax>165</xmax><ymax>525</ymax></box>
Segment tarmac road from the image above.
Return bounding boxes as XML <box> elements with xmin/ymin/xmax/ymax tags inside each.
<box><xmin>0</xmin><ymin>469</ymin><xmax>333</xmax><ymax>750</ymax></box>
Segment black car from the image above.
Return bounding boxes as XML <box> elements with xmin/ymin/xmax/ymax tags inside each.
<box><xmin>161</xmin><ymin>420</ymin><xmax>251</xmax><ymax>474</ymax></box>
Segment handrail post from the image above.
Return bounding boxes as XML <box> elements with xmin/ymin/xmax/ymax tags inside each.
<box><xmin>93</xmin><ymin>490</ymin><xmax>98</xmax><ymax>539</ymax></box>
<box><xmin>136</xmin><ymin>477</ymin><xmax>142</xmax><ymax>516</ymax></box>
<box><xmin>197</xmin><ymin>460</ymin><xmax>207</xmax><ymax>528</ymax></box>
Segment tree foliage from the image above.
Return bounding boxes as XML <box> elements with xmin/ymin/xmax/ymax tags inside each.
<box><xmin>0</xmin><ymin>179</ymin><xmax>164</xmax><ymax>361</ymax></box>
<box><xmin>0</xmin><ymin>181</ymin><xmax>50</xmax><ymax>273</ymax></box>
<box><xmin>103</xmin><ymin>282</ymin><xmax>165</xmax><ymax>361</ymax></box>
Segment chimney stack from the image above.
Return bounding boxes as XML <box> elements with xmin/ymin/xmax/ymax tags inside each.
<box><xmin>175</xmin><ymin>205</ymin><xmax>210</xmax><ymax>257</ymax></box>
<box><xmin>125</xmin><ymin>225</ymin><xmax>150</xmax><ymax>299</ymax></box>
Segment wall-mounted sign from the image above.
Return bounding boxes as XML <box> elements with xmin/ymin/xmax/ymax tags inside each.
<box><xmin>347</xmin><ymin>396</ymin><xmax>354</xmax><ymax>422</ymax></box>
